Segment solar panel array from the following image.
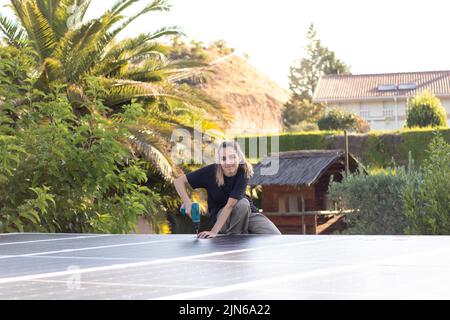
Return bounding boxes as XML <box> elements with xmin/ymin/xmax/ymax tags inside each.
<box><xmin>1</xmin><ymin>233</ymin><xmax>450</xmax><ymax>299</ymax></box>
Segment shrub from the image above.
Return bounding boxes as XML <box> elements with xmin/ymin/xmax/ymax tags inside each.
<box><xmin>318</xmin><ymin>109</ymin><xmax>369</xmax><ymax>133</ymax></box>
<box><xmin>403</xmin><ymin>134</ymin><xmax>450</xmax><ymax>234</ymax></box>
<box><xmin>406</xmin><ymin>91</ymin><xmax>447</xmax><ymax>128</ymax></box>
<box><xmin>286</xmin><ymin>121</ymin><xmax>319</xmax><ymax>132</ymax></box>
<box><xmin>282</xmin><ymin>98</ymin><xmax>324</xmax><ymax>130</ymax></box>
<box><xmin>328</xmin><ymin>166</ymin><xmax>410</xmax><ymax>235</ymax></box>
<box><xmin>0</xmin><ymin>89</ymin><xmax>161</xmax><ymax>233</ymax></box>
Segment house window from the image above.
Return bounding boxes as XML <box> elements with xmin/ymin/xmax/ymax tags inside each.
<box><xmin>278</xmin><ymin>196</ymin><xmax>286</xmax><ymax>213</ymax></box>
<box><xmin>383</xmin><ymin>104</ymin><xmax>394</xmax><ymax>118</ymax></box>
<box><xmin>360</xmin><ymin>105</ymin><xmax>370</xmax><ymax>119</ymax></box>
<box><xmin>288</xmin><ymin>195</ymin><xmax>298</xmax><ymax>212</ymax></box>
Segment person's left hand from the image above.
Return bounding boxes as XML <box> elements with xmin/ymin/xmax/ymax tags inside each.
<box><xmin>197</xmin><ymin>231</ymin><xmax>217</xmax><ymax>239</ymax></box>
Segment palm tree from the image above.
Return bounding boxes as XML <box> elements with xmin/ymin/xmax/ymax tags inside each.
<box><xmin>0</xmin><ymin>0</ymin><xmax>230</xmax><ymax>180</ymax></box>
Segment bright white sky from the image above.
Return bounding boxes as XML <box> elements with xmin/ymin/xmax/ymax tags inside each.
<box><xmin>2</xmin><ymin>0</ymin><xmax>450</xmax><ymax>89</ymax></box>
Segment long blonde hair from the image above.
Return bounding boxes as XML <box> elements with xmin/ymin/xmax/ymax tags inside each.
<box><xmin>215</xmin><ymin>140</ymin><xmax>253</xmax><ymax>187</ymax></box>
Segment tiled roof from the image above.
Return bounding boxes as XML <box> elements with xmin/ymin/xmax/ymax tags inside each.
<box><xmin>313</xmin><ymin>70</ymin><xmax>450</xmax><ymax>102</ymax></box>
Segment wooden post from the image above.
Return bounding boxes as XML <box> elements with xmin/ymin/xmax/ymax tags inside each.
<box><xmin>344</xmin><ymin>130</ymin><xmax>349</xmax><ymax>177</ymax></box>
<box><xmin>301</xmin><ymin>194</ymin><xmax>306</xmax><ymax>234</ymax></box>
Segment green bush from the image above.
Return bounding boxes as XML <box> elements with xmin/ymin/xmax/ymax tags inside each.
<box><xmin>0</xmin><ymin>44</ymin><xmax>166</xmax><ymax>233</ymax></box>
<box><xmin>318</xmin><ymin>109</ymin><xmax>369</xmax><ymax>133</ymax></box>
<box><xmin>286</xmin><ymin>121</ymin><xmax>319</xmax><ymax>132</ymax></box>
<box><xmin>406</xmin><ymin>91</ymin><xmax>447</xmax><ymax>128</ymax></box>
<box><xmin>282</xmin><ymin>98</ymin><xmax>324</xmax><ymax>130</ymax></box>
<box><xmin>0</xmin><ymin>89</ymin><xmax>161</xmax><ymax>233</ymax></box>
<box><xmin>328</xmin><ymin>167</ymin><xmax>410</xmax><ymax>235</ymax></box>
<box><xmin>403</xmin><ymin>134</ymin><xmax>450</xmax><ymax>234</ymax></box>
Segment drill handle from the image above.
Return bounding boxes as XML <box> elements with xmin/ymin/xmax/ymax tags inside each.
<box><xmin>180</xmin><ymin>202</ymin><xmax>200</xmax><ymax>223</ymax></box>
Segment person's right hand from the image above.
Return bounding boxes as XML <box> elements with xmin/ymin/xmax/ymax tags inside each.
<box><xmin>183</xmin><ymin>200</ymin><xmax>193</xmax><ymax>219</ymax></box>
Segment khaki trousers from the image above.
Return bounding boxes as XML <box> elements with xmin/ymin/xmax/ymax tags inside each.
<box><xmin>216</xmin><ymin>198</ymin><xmax>281</xmax><ymax>235</ymax></box>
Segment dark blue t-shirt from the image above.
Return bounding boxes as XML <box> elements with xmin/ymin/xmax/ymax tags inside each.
<box><xmin>186</xmin><ymin>164</ymin><xmax>259</xmax><ymax>223</ymax></box>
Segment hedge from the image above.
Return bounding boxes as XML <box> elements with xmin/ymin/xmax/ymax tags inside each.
<box><xmin>235</xmin><ymin>128</ymin><xmax>450</xmax><ymax>168</ymax></box>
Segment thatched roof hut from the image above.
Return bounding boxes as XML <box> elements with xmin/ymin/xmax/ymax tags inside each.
<box><xmin>249</xmin><ymin>149</ymin><xmax>363</xmax><ymax>234</ymax></box>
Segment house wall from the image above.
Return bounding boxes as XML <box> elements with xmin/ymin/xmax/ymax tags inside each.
<box><xmin>441</xmin><ymin>100</ymin><xmax>450</xmax><ymax>126</ymax></box>
<box><xmin>326</xmin><ymin>97</ymin><xmax>450</xmax><ymax>131</ymax></box>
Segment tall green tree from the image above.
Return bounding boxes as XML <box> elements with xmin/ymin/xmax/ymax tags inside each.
<box><xmin>283</xmin><ymin>24</ymin><xmax>351</xmax><ymax>131</ymax></box>
<box><xmin>288</xmin><ymin>23</ymin><xmax>351</xmax><ymax>100</ymax></box>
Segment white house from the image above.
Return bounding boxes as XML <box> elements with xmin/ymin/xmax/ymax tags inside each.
<box><xmin>313</xmin><ymin>70</ymin><xmax>450</xmax><ymax>130</ymax></box>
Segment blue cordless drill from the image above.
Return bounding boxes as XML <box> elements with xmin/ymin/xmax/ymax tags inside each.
<box><xmin>180</xmin><ymin>202</ymin><xmax>200</xmax><ymax>234</ymax></box>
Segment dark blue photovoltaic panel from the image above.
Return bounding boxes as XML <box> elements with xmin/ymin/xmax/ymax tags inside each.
<box><xmin>1</xmin><ymin>233</ymin><xmax>450</xmax><ymax>299</ymax></box>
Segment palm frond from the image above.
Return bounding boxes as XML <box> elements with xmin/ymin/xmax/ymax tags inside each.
<box><xmin>145</xmin><ymin>26</ymin><xmax>184</xmax><ymax>42</ymax></box>
<box><xmin>104</xmin><ymin>79</ymin><xmax>162</xmax><ymax>107</ymax></box>
<box><xmin>107</xmin><ymin>27</ymin><xmax>182</xmax><ymax>58</ymax></box>
<box><xmin>117</xmin><ymin>56</ymin><xmax>172</xmax><ymax>80</ymax></box>
<box><xmin>124</xmin><ymin>37</ymin><xmax>168</xmax><ymax>62</ymax></box>
<box><xmin>0</xmin><ymin>14</ymin><xmax>28</xmax><ymax>48</ymax></box>
<box><xmin>17</xmin><ymin>1</ymin><xmax>58</xmax><ymax>60</ymax></box>
<box><xmin>108</xmin><ymin>0</ymin><xmax>141</xmax><ymax>16</ymax></box>
<box><xmin>35</xmin><ymin>1</ymin><xmax>59</xmax><ymax>25</ymax></box>
<box><xmin>36</xmin><ymin>0</ymin><xmax>92</xmax><ymax>38</ymax></box>
<box><xmin>94</xmin><ymin>36</ymin><xmax>167</xmax><ymax>77</ymax></box>
<box><xmin>89</xmin><ymin>1</ymin><xmax>178</xmax><ymax>68</ymax></box>
<box><xmin>160</xmin><ymin>84</ymin><xmax>232</xmax><ymax>124</ymax></box>
<box><xmin>57</xmin><ymin>18</ymin><xmax>119</xmax><ymax>81</ymax></box>
<box><xmin>8</xmin><ymin>1</ymin><xmax>28</xmax><ymax>25</ymax></box>
<box><xmin>130</xmin><ymin>112</ymin><xmax>178</xmax><ymax>137</ymax></box>
<box><xmin>122</xmin><ymin>57</ymin><xmax>208</xmax><ymax>83</ymax></box>
<box><xmin>108</xmin><ymin>0</ymin><xmax>174</xmax><ymax>39</ymax></box>
<box><xmin>127</xmin><ymin>134</ymin><xmax>174</xmax><ymax>182</ymax></box>
<box><xmin>119</xmin><ymin>69</ymin><xmax>169</xmax><ymax>82</ymax></box>
<box><xmin>70</xmin><ymin>0</ymin><xmax>92</xmax><ymax>23</ymax></box>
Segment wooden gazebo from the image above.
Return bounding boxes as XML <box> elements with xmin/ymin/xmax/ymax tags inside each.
<box><xmin>249</xmin><ymin>149</ymin><xmax>362</xmax><ymax>234</ymax></box>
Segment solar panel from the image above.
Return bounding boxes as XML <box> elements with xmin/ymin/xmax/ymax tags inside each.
<box><xmin>1</xmin><ymin>233</ymin><xmax>450</xmax><ymax>299</ymax></box>
<box><xmin>377</xmin><ymin>84</ymin><xmax>397</xmax><ymax>91</ymax></box>
<box><xmin>398</xmin><ymin>83</ymin><xmax>417</xmax><ymax>90</ymax></box>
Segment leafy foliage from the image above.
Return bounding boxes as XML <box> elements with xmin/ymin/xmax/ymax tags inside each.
<box><xmin>0</xmin><ymin>87</ymin><xmax>161</xmax><ymax>233</ymax></box>
<box><xmin>328</xmin><ymin>166</ymin><xmax>411</xmax><ymax>235</ymax></box>
<box><xmin>0</xmin><ymin>44</ymin><xmax>165</xmax><ymax>233</ymax></box>
<box><xmin>329</xmin><ymin>134</ymin><xmax>450</xmax><ymax>235</ymax></box>
<box><xmin>167</xmin><ymin>36</ymin><xmax>235</xmax><ymax>62</ymax></box>
<box><xmin>406</xmin><ymin>91</ymin><xmax>447</xmax><ymax>128</ymax></box>
<box><xmin>403</xmin><ymin>134</ymin><xmax>450</xmax><ymax>234</ymax></box>
<box><xmin>282</xmin><ymin>98</ymin><xmax>324</xmax><ymax>131</ymax></box>
<box><xmin>318</xmin><ymin>109</ymin><xmax>369</xmax><ymax>133</ymax></box>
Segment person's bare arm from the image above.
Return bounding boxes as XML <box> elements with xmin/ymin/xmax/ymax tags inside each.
<box><xmin>173</xmin><ymin>175</ymin><xmax>192</xmax><ymax>216</ymax></box>
<box><xmin>198</xmin><ymin>197</ymin><xmax>238</xmax><ymax>238</ymax></box>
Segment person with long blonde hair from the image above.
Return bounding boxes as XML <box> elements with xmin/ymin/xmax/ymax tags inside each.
<box><xmin>174</xmin><ymin>140</ymin><xmax>281</xmax><ymax>239</ymax></box>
